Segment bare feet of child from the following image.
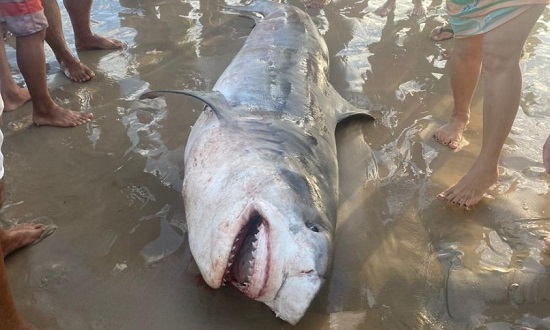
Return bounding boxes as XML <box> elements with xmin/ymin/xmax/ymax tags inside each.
<box><xmin>0</xmin><ymin>223</ymin><xmax>53</xmax><ymax>257</ymax></box>
<box><xmin>59</xmin><ymin>57</ymin><xmax>95</xmax><ymax>83</ymax></box>
<box><xmin>1</xmin><ymin>87</ymin><xmax>30</xmax><ymax>112</ymax></box>
<box><xmin>33</xmin><ymin>104</ymin><xmax>93</xmax><ymax>127</ymax></box>
<box><xmin>75</xmin><ymin>34</ymin><xmax>125</xmax><ymax>51</ymax></box>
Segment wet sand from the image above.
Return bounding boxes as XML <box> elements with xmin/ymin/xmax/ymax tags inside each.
<box><xmin>2</xmin><ymin>0</ymin><xmax>550</xmax><ymax>329</ymax></box>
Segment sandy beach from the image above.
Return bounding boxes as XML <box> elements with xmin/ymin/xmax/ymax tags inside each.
<box><xmin>2</xmin><ymin>0</ymin><xmax>550</xmax><ymax>329</ymax></box>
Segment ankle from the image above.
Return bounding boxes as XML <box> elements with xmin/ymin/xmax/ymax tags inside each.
<box><xmin>55</xmin><ymin>50</ymin><xmax>77</xmax><ymax>66</ymax></box>
<box><xmin>470</xmin><ymin>160</ymin><xmax>499</xmax><ymax>178</ymax></box>
<box><xmin>449</xmin><ymin>110</ymin><xmax>470</xmax><ymax>126</ymax></box>
<box><xmin>32</xmin><ymin>100</ymin><xmax>59</xmax><ymax>116</ymax></box>
<box><xmin>1</xmin><ymin>83</ymin><xmax>22</xmax><ymax>98</ymax></box>
<box><xmin>74</xmin><ymin>30</ymin><xmax>95</xmax><ymax>43</ymax></box>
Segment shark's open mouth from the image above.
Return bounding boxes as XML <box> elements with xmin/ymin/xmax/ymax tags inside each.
<box><xmin>223</xmin><ymin>211</ymin><xmax>270</xmax><ymax>299</ymax></box>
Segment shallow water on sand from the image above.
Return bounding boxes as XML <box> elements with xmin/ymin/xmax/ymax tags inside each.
<box><xmin>2</xmin><ymin>0</ymin><xmax>550</xmax><ymax>329</ymax></box>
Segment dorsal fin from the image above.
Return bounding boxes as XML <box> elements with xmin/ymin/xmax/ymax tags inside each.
<box><xmin>140</xmin><ymin>90</ymin><xmax>230</xmax><ymax>119</ymax></box>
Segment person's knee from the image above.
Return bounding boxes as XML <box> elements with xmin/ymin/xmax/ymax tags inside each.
<box><xmin>482</xmin><ymin>42</ymin><xmax>521</xmax><ymax>72</ymax></box>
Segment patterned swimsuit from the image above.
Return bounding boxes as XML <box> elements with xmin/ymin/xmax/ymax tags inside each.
<box><xmin>447</xmin><ymin>0</ymin><xmax>549</xmax><ymax>37</ymax></box>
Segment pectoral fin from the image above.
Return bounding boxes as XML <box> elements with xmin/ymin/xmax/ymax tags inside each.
<box><xmin>140</xmin><ymin>90</ymin><xmax>230</xmax><ymax>119</ymax></box>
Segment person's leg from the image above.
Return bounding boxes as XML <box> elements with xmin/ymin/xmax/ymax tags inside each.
<box><xmin>0</xmin><ymin>241</ymin><xmax>35</xmax><ymax>330</ymax></box>
<box><xmin>544</xmin><ymin>134</ymin><xmax>550</xmax><ymax>174</ymax></box>
<box><xmin>438</xmin><ymin>4</ymin><xmax>547</xmax><ymax>208</ymax></box>
<box><xmin>63</xmin><ymin>0</ymin><xmax>124</xmax><ymax>50</ymax></box>
<box><xmin>0</xmin><ymin>178</ymin><xmax>46</xmax><ymax>330</ymax></box>
<box><xmin>16</xmin><ymin>30</ymin><xmax>93</xmax><ymax>127</ymax></box>
<box><xmin>1</xmin><ymin>225</ymin><xmax>49</xmax><ymax>258</ymax></box>
<box><xmin>433</xmin><ymin>35</ymin><xmax>483</xmax><ymax>149</ymax></box>
<box><xmin>42</xmin><ymin>0</ymin><xmax>95</xmax><ymax>83</ymax></box>
<box><xmin>0</xmin><ymin>37</ymin><xmax>30</xmax><ymax>112</ymax></box>
<box><xmin>0</xmin><ymin>224</ymin><xmax>48</xmax><ymax>330</ymax></box>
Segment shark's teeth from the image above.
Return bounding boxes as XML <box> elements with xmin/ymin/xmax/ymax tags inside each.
<box><xmin>224</xmin><ymin>214</ymin><xmax>264</xmax><ymax>287</ymax></box>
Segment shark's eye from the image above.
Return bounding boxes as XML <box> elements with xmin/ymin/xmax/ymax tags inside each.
<box><xmin>306</xmin><ymin>223</ymin><xmax>319</xmax><ymax>233</ymax></box>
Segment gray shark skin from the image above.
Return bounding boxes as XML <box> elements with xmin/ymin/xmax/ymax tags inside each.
<box><xmin>142</xmin><ymin>0</ymin><xmax>374</xmax><ymax>324</ymax></box>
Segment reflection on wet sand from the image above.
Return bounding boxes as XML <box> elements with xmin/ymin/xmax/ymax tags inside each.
<box><xmin>0</xmin><ymin>0</ymin><xmax>549</xmax><ymax>329</ymax></box>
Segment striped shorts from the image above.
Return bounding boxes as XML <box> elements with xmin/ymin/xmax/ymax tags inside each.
<box><xmin>0</xmin><ymin>0</ymin><xmax>48</xmax><ymax>37</ymax></box>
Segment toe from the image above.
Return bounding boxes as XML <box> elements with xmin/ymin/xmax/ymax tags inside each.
<box><xmin>437</xmin><ymin>190</ymin><xmax>450</xmax><ymax>201</ymax></box>
<box><xmin>448</xmin><ymin>140</ymin><xmax>459</xmax><ymax>149</ymax></box>
<box><xmin>433</xmin><ymin>133</ymin><xmax>444</xmax><ymax>144</ymax></box>
<box><xmin>456</xmin><ymin>196</ymin><xmax>469</xmax><ymax>208</ymax></box>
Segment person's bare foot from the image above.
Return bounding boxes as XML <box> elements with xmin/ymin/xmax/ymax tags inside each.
<box><xmin>59</xmin><ymin>58</ymin><xmax>95</xmax><ymax>83</ymax></box>
<box><xmin>437</xmin><ymin>162</ymin><xmax>498</xmax><ymax>209</ymax></box>
<box><xmin>75</xmin><ymin>34</ymin><xmax>125</xmax><ymax>51</ymax></box>
<box><xmin>374</xmin><ymin>0</ymin><xmax>396</xmax><ymax>17</ymax></box>
<box><xmin>33</xmin><ymin>105</ymin><xmax>93</xmax><ymax>127</ymax></box>
<box><xmin>430</xmin><ymin>25</ymin><xmax>454</xmax><ymax>41</ymax></box>
<box><xmin>303</xmin><ymin>0</ymin><xmax>331</xmax><ymax>8</ymax></box>
<box><xmin>433</xmin><ymin>112</ymin><xmax>469</xmax><ymax>149</ymax></box>
<box><xmin>543</xmin><ymin>134</ymin><xmax>550</xmax><ymax>174</ymax></box>
<box><xmin>411</xmin><ymin>3</ymin><xmax>426</xmax><ymax>15</ymax></box>
<box><xmin>1</xmin><ymin>87</ymin><xmax>31</xmax><ymax>112</ymax></box>
<box><xmin>0</xmin><ymin>223</ymin><xmax>50</xmax><ymax>257</ymax></box>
